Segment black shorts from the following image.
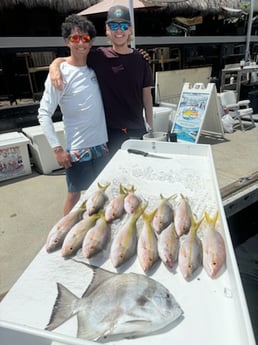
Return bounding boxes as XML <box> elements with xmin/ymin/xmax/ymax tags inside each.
<box><xmin>107</xmin><ymin>128</ymin><xmax>145</xmax><ymax>159</ymax></box>
<box><xmin>66</xmin><ymin>155</ymin><xmax>109</xmax><ymax>193</ymax></box>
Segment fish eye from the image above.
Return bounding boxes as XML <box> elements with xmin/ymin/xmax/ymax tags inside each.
<box><xmin>136</xmin><ymin>296</ymin><xmax>148</xmax><ymax>306</ymax></box>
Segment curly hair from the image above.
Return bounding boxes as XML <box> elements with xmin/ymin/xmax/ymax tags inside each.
<box><xmin>61</xmin><ymin>14</ymin><xmax>96</xmax><ymax>39</ymax></box>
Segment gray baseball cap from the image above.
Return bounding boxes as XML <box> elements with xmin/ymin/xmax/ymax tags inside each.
<box><xmin>106</xmin><ymin>5</ymin><xmax>131</xmax><ymax>24</ymax></box>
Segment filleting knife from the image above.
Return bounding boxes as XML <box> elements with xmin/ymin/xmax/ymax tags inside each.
<box><xmin>127</xmin><ymin>149</ymin><xmax>171</xmax><ymax>159</ymax></box>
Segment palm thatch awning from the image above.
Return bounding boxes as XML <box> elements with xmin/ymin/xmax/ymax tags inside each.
<box><xmin>0</xmin><ymin>0</ymin><xmax>98</xmax><ymax>12</ymax></box>
<box><xmin>0</xmin><ymin>0</ymin><xmax>254</xmax><ymax>15</ymax></box>
<box><xmin>143</xmin><ymin>0</ymin><xmax>243</xmax><ymax>16</ymax></box>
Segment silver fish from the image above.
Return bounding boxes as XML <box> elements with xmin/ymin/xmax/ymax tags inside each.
<box><xmin>61</xmin><ymin>212</ymin><xmax>101</xmax><ymax>257</ymax></box>
<box><xmin>82</xmin><ymin>213</ymin><xmax>111</xmax><ymax>258</ymax></box>
<box><xmin>110</xmin><ymin>203</ymin><xmax>146</xmax><ymax>268</ymax></box>
<box><xmin>152</xmin><ymin>194</ymin><xmax>174</xmax><ymax>234</ymax></box>
<box><xmin>86</xmin><ymin>182</ymin><xmax>110</xmax><ymax>216</ymax></box>
<box><xmin>104</xmin><ymin>184</ymin><xmax>127</xmax><ymax>222</ymax></box>
<box><xmin>46</xmin><ymin>261</ymin><xmax>183</xmax><ymax>342</ymax></box>
<box><xmin>45</xmin><ymin>200</ymin><xmax>86</xmax><ymax>253</ymax></box>
<box><xmin>178</xmin><ymin>215</ymin><xmax>203</xmax><ymax>280</ymax></box>
<box><xmin>174</xmin><ymin>194</ymin><xmax>192</xmax><ymax>237</ymax></box>
<box><xmin>123</xmin><ymin>185</ymin><xmax>141</xmax><ymax>214</ymax></box>
<box><xmin>158</xmin><ymin>222</ymin><xmax>179</xmax><ymax>270</ymax></box>
<box><xmin>137</xmin><ymin>209</ymin><xmax>159</xmax><ymax>273</ymax></box>
<box><xmin>201</xmin><ymin>211</ymin><xmax>226</xmax><ymax>279</ymax></box>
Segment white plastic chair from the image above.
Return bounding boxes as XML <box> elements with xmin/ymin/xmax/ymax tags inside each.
<box><xmin>218</xmin><ymin>91</ymin><xmax>256</xmax><ymax>131</ymax></box>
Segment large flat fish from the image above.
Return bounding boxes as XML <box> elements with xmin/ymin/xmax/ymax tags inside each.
<box><xmin>201</xmin><ymin>211</ymin><xmax>226</xmax><ymax>279</ymax></box>
<box><xmin>46</xmin><ymin>261</ymin><xmax>183</xmax><ymax>342</ymax></box>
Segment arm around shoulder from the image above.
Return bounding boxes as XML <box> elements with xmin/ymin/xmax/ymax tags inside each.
<box><xmin>49</xmin><ymin>57</ymin><xmax>68</xmax><ymax>90</ymax></box>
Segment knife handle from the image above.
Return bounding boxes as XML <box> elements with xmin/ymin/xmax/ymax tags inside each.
<box><xmin>127</xmin><ymin>149</ymin><xmax>148</xmax><ymax>156</ymax></box>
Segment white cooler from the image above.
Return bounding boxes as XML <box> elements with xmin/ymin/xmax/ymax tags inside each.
<box><xmin>22</xmin><ymin>122</ymin><xmax>65</xmax><ymax>174</ymax></box>
<box><xmin>0</xmin><ymin>132</ymin><xmax>31</xmax><ymax>182</ymax></box>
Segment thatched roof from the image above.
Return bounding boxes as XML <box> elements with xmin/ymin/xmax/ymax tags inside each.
<box><xmin>143</xmin><ymin>0</ymin><xmax>244</xmax><ymax>16</ymax></box>
<box><xmin>0</xmin><ymin>0</ymin><xmax>252</xmax><ymax>16</ymax></box>
<box><xmin>0</xmin><ymin>0</ymin><xmax>98</xmax><ymax>12</ymax></box>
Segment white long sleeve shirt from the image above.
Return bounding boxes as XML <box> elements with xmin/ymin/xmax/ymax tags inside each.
<box><xmin>38</xmin><ymin>62</ymin><xmax>108</xmax><ymax>150</ymax></box>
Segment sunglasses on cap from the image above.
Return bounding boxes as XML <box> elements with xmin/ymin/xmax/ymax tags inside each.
<box><xmin>107</xmin><ymin>22</ymin><xmax>130</xmax><ymax>31</ymax></box>
<box><xmin>68</xmin><ymin>34</ymin><xmax>91</xmax><ymax>43</ymax></box>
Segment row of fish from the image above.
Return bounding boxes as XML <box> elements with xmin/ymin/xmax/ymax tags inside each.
<box><xmin>45</xmin><ymin>182</ymin><xmax>226</xmax><ymax>279</ymax></box>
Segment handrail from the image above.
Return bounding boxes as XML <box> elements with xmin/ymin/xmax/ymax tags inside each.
<box><xmin>1</xmin><ymin>35</ymin><xmax>258</xmax><ymax>49</ymax></box>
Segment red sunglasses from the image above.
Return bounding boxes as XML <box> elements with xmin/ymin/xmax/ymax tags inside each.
<box><xmin>68</xmin><ymin>34</ymin><xmax>91</xmax><ymax>43</ymax></box>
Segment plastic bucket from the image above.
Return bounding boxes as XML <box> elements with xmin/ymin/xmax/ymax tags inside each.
<box><xmin>153</xmin><ymin>107</ymin><xmax>173</xmax><ymax>132</ymax></box>
<box><xmin>143</xmin><ymin>131</ymin><xmax>167</xmax><ymax>141</ymax></box>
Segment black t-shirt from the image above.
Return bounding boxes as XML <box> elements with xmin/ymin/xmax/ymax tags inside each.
<box><xmin>88</xmin><ymin>47</ymin><xmax>153</xmax><ymax>130</ymax></box>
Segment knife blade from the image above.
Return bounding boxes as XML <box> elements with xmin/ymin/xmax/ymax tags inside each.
<box><xmin>127</xmin><ymin>149</ymin><xmax>171</xmax><ymax>159</ymax></box>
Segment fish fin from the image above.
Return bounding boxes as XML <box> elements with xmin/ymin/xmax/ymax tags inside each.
<box><xmin>45</xmin><ymin>283</ymin><xmax>78</xmax><ymax>331</ymax></box>
<box><xmin>97</xmin><ymin>181</ymin><xmax>111</xmax><ymax>191</ymax></box>
<box><xmin>119</xmin><ymin>183</ymin><xmax>128</xmax><ymax>196</ymax></box>
<box><xmin>204</xmin><ymin>211</ymin><xmax>219</xmax><ymax>227</ymax></box>
<box><xmin>78</xmin><ymin>199</ymin><xmax>87</xmax><ymax>211</ymax></box>
<box><xmin>77</xmin><ymin>312</ymin><xmax>102</xmax><ymax>341</ymax></box>
<box><xmin>116</xmin><ymin>320</ymin><xmax>153</xmax><ymax>339</ymax></box>
<box><xmin>72</xmin><ymin>259</ymin><xmax>115</xmax><ymax>297</ymax></box>
<box><xmin>123</xmin><ymin>185</ymin><xmax>136</xmax><ymax>193</ymax></box>
<box><xmin>142</xmin><ymin>209</ymin><xmax>157</xmax><ymax>223</ymax></box>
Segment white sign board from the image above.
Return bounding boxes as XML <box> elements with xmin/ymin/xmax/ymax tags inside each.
<box><xmin>171</xmin><ymin>83</ymin><xmax>224</xmax><ymax>143</ymax></box>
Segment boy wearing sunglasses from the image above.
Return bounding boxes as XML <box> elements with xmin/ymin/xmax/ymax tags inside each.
<box><xmin>50</xmin><ymin>5</ymin><xmax>153</xmax><ymax>159</ymax></box>
<box><xmin>38</xmin><ymin>15</ymin><xmax>108</xmax><ymax>215</ymax></box>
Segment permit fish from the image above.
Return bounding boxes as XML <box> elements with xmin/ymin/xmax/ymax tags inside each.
<box><xmin>82</xmin><ymin>212</ymin><xmax>111</xmax><ymax>258</ymax></box>
<box><xmin>61</xmin><ymin>212</ymin><xmax>101</xmax><ymax>257</ymax></box>
<box><xmin>110</xmin><ymin>203</ymin><xmax>147</xmax><ymax>268</ymax></box>
<box><xmin>173</xmin><ymin>194</ymin><xmax>192</xmax><ymax>237</ymax></box>
<box><xmin>158</xmin><ymin>222</ymin><xmax>179</xmax><ymax>270</ymax></box>
<box><xmin>178</xmin><ymin>215</ymin><xmax>203</xmax><ymax>280</ymax></box>
<box><xmin>104</xmin><ymin>184</ymin><xmax>127</xmax><ymax>222</ymax></box>
<box><xmin>86</xmin><ymin>182</ymin><xmax>110</xmax><ymax>216</ymax></box>
<box><xmin>152</xmin><ymin>194</ymin><xmax>174</xmax><ymax>234</ymax></box>
<box><xmin>45</xmin><ymin>200</ymin><xmax>86</xmax><ymax>253</ymax></box>
<box><xmin>46</xmin><ymin>261</ymin><xmax>183</xmax><ymax>342</ymax></box>
<box><xmin>201</xmin><ymin>211</ymin><xmax>226</xmax><ymax>279</ymax></box>
<box><xmin>123</xmin><ymin>185</ymin><xmax>141</xmax><ymax>214</ymax></box>
<box><xmin>137</xmin><ymin>209</ymin><xmax>159</xmax><ymax>273</ymax></box>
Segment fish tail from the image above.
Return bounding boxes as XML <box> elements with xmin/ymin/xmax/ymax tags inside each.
<box><xmin>142</xmin><ymin>208</ymin><xmax>157</xmax><ymax>223</ymax></box>
<box><xmin>189</xmin><ymin>214</ymin><xmax>203</xmax><ymax>238</ymax></box>
<box><xmin>97</xmin><ymin>181</ymin><xmax>111</xmax><ymax>192</ymax></box>
<box><xmin>204</xmin><ymin>211</ymin><xmax>219</xmax><ymax>227</ymax></box>
<box><xmin>132</xmin><ymin>202</ymin><xmax>148</xmax><ymax>220</ymax></box>
<box><xmin>123</xmin><ymin>184</ymin><xmax>136</xmax><ymax>193</ymax></box>
<box><xmin>45</xmin><ymin>283</ymin><xmax>79</xmax><ymax>331</ymax></box>
<box><xmin>160</xmin><ymin>193</ymin><xmax>176</xmax><ymax>202</ymax></box>
<box><xmin>119</xmin><ymin>183</ymin><xmax>128</xmax><ymax>196</ymax></box>
<box><xmin>78</xmin><ymin>199</ymin><xmax>87</xmax><ymax>211</ymax></box>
